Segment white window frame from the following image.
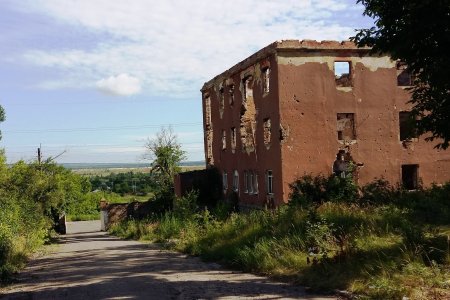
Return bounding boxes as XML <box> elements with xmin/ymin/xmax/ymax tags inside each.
<box><xmin>243</xmin><ymin>171</ymin><xmax>248</xmax><ymax>193</ymax></box>
<box><xmin>266</xmin><ymin>170</ymin><xmax>273</xmax><ymax>195</ymax></box>
<box><xmin>223</xmin><ymin>171</ymin><xmax>228</xmax><ymax>192</ymax></box>
<box><xmin>253</xmin><ymin>172</ymin><xmax>259</xmax><ymax>195</ymax></box>
<box><xmin>233</xmin><ymin>170</ymin><xmax>239</xmax><ymax>192</ymax></box>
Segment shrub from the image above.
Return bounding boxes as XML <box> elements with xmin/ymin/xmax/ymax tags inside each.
<box><xmin>288</xmin><ymin>174</ymin><xmax>358</xmax><ymax>207</ymax></box>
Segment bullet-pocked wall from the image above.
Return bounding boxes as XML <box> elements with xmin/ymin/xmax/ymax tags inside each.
<box><xmin>202</xmin><ymin>46</ymin><xmax>283</xmax><ymax>208</ymax></box>
<box><xmin>202</xmin><ymin>40</ymin><xmax>450</xmax><ymax>207</ymax></box>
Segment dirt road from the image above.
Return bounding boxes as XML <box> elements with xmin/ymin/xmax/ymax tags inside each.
<box><xmin>1</xmin><ymin>221</ymin><xmax>334</xmax><ymax>300</ymax></box>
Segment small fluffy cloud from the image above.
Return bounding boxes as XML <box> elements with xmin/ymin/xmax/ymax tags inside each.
<box><xmin>96</xmin><ymin>73</ymin><xmax>141</xmax><ymax>96</ymax></box>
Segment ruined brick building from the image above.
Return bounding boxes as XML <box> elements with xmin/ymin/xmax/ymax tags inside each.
<box><xmin>200</xmin><ymin>40</ymin><xmax>450</xmax><ymax>208</ymax></box>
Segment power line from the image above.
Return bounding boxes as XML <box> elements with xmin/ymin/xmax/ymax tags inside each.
<box><xmin>2</xmin><ymin>97</ymin><xmax>199</xmax><ymax>107</ymax></box>
<box><xmin>5</xmin><ymin>141</ymin><xmax>203</xmax><ymax>149</ymax></box>
<box><xmin>3</xmin><ymin>122</ymin><xmax>203</xmax><ymax>134</ymax></box>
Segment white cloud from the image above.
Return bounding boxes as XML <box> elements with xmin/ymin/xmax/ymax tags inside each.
<box><xmin>96</xmin><ymin>73</ymin><xmax>141</xmax><ymax>96</ymax></box>
<box><xmin>15</xmin><ymin>0</ymin><xmax>369</xmax><ymax>97</ymax></box>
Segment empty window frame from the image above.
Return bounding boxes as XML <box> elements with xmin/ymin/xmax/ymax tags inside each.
<box><xmin>233</xmin><ymin>170</ymin><xmax>239</xmax><ymax>192</ymax></box>
<box><xmin>228</xmin><ymin>84</ymin><xmax>235</xmax><ymax>106</ymax></box>
<box><xmin>396</xmin><ymin>62</ymin><xmax>414</xmax><ymax>86</ymax></box>
<box><xmin>337</xmin><ymin>113</ymin><xmax>356</xmax><ymax>141</ymax></box>
<box><xmin>266</xmin><ymin>170</ymin><xmax>273</xmax><ymax>195</ymax></box>
<box><xmin>253</xmin><ymin>173</ymin><xmax>259</xmax><ymax>194</ymax></box>
<box><xmin>223</xmin><ymin>171</ymin><xmax>228</xmax><ymax>192</ymax></box>
<box><xmin>262</xmin><ymin>67</ymin><xmax>270</xmax><ymax>94</ymax></box>
<box><xmin>401</xmin><ymin>164</ymin><xmax>419</xmax><ymax>190</ymax></box>
<box><xmin>243</xmin><ymin>76</ymin><xmax>253</xmax><ymax>101</ymax></box>
<box><xmin>248</xmin><ymin>172</ymin><xmax>254</xmax><ymax>194</ymax></box>
<box><xmin>219</xmin><ymin>86</ymin><xmax>225</xmax><ymax>117</ymax></box>
<box><xmin>222</xmin><ymin>129</ymin><xmax>227</xmax><ymax>150</ymax></box>
<box><xmin>334</xmin><ymin>61</ymin><xmax>352</xmax><ymax>87</ymax></box>
<box><xmin>399</xmin><ymin>111</ymin><xmax>417</xmax><ymax>141</ymax></box>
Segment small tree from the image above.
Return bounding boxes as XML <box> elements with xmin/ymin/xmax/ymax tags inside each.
<box><xmin>145</xmin><ymin>127</ymin><xmax>186</xmax><ymax>185</ymax></box>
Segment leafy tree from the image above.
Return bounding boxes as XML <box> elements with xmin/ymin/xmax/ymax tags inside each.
<box><xmin>352</xmin><ymin>0</ymin><xmax>450</xmax><ymax>148</ymax></box>
<box><xmin>145</xmin><ymin>127</ymin><xmax>186</xmax><ymax>186</ymax></box>
<box><xmin>144</xmin><ymin>128</ymin><xmax>186</xmax><ymax>211</ymax></box>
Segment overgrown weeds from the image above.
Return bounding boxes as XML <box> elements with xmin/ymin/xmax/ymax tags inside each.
<box><xmin>109</xmin><ymin>175</ymin><xmax>450</xmax><ymax>299</ymax></box>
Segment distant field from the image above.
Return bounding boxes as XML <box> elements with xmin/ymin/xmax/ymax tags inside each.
<box><xmin>73</xmin><ymin>165</ymin><xmax>205</xmax><ymax>176</ymax></box>
<box><xmin>68</xmin><ymin>162</ymin><xmax>205</xmax><ymax>176</ymax></box>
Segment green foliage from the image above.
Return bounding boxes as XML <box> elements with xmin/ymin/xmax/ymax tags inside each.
<box><xmin>288</xmin><ymin>174</ymin><xmax>358</xmax><ymax>207</ymax></box>
<box><xmin>110</xmin><ymin>175</ymin><xmax>450</xmax><ymax>299</ymax></box>
<box><xmin>90</xmin><ymin>171</ymin><xmax>156</xmax><ymax>196</ymax></box>
<box><xmin>352</xmin><ymin>0</ymin><xmax>450</xmax><ymax>148</ymax></box>
<box><xmin>0</xmin><ymin>151</ymin><xmax>90</xmax><ymax>282</ymax></box>
<box><xmin>173</xmin><ymin>191</ymin><xmax>199</xmax><ymax>219</ymax></box>
<box><xmin>146</xmin><ymin>127</ymin><xmax>186</xmax><ymax>187</ymax></box>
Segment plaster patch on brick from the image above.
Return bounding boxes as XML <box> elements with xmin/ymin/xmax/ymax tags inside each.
<box><xmin>231</xmin><ymin>127</ymin><xmax>236</xmax><ymax>153</ymax></box>
<box><xmin>279</xmin><ymin>123</ymin><xmax>290</xmax><ymax>143</ymax></box>
<box><xmin>263</xmin><ymin>118</ymin><xmax>271</xmax><ymax>149</ymax></box>
<box><xmin>239</xmin><ymin>75</ymin><xmax>256</xmax><ymax>154</ymax></box>
<box><xmin>217</xmin><ymin>83</ymin><xmax>225</xmax><ymax>118</ymax></box>
<box><xmin>277</xmin><ymin>54</ymin><xmax>395</xmax><ymax>72</ymax></box>
<box><xmin>206</xmin><ymin>129</ymin><xmax>213</xmax><ymax>165</ymax></box>
<box><xmin>204</xmin><ymin>95</ymin><xmax>214</xmax><ymax>165</ymax></box>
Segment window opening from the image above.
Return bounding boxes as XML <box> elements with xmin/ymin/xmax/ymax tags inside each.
<box><xmin>219</xmin><ymin>86</ymin><xmax>225</xmax><ymax>118</ymax></box>
<box><xmin>399</xmin><ymin>111</ymin><xmax>417</xmax><ymax>141</ymax></box>
<box><xmin>334</xmin><ymin>61</ymin><xmax>351</xmax><ymax>87</ymax></box>
<box><xmin>262</xmin><ymin>67</ymin><xmax>270</xmax><ymax>94</ymax></box>
<box><xmin>248</xmin><ymin>172</ymin><xmax>254</xmax><ymax>194</ymax></box>
<box><xmin>243</xmin><ymin>171</ymin><xmax>248</xmax><ymax>193</ymax></box>
<box><xmin>397</xmin><ymin>62</ymin><xmax>414</xmax><ymax>86</ymax></box>
<box><xmin>402</xmin><ymin>164</ymin><xmax>418</xmax><ymax>190</ymax></box>
<box><xmin>222</xmin><ymin>129</ymin><xmax>226</xmax><ymax>150</ymax></box>
<box><xmin>337</xmin><ymin>113</ymin><xmax>356</xmax><ymax>141</ymax></box>
<box><xmin>233</xmin><ymin>170</ymin><xmax>239</xmax><ymax>192</ymax></box>
<box><xmin>266</xmin><ymin>170</ymin><xmax>273</xmax><ymax>194</ymax></box>
<box><xmin>253</xmin><ymin>173</ymin><xmax>259</xmax><ymax>194</ymax></box>
<box><xmin>228</xmin><ymin>84</ymin><xmax>235</xmax><ymax>106</ymax></box>
<box><xmin>243</xmin><ymin>76</ymin><xmax>253</xmax><ymax>102</ymax></box>
<box><xmin>223</xmin><ymin>172</ymin><xmax>228</xmax><ymax>192</ymax></box>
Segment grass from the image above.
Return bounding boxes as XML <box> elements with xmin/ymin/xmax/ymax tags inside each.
<box><xmin>110</xmin><ymin>201</ymin><xmax>450</xmax><ymax>300</ymax></box>
<box><xmin>66</xmin><ymin>214</ymin><xmax>100</xmax><ymax>221</ymax></box>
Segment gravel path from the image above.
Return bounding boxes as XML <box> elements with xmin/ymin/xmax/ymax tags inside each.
<box><xmin>1</xmin><ymin>221</ymin><xmax>334</xmax><ymax>300</ymax></box>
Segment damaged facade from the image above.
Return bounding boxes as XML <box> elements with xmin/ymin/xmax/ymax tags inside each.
<box><xmin>201</xmin><ymin>40</ymin><xmax>450</xmax><ymax>207</ymax></box>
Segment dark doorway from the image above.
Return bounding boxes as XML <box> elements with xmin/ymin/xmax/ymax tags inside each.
<box><xmin>401</xmin><ymin>164</ymin><xmax>419</xmax><ymax>190</ymax></box>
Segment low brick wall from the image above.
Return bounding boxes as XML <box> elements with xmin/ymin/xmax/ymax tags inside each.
<box><xmin>101</xmin><ymin>201</ymin><xmax>155</xmax><ymax>230</ymax></box>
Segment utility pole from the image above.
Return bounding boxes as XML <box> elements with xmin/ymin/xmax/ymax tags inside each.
<box><xmin>37</xmin><ymin>144</ymin><xmax>42</xmax><ymax>164</ymax></box>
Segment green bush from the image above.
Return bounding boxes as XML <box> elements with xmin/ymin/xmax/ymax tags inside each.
<box><xmin>288</xmin><ymin>174</ymin><xmax>358</xmax><ymax>207</ymax></box>
<box><xmin>0</xmin><ymin>152</ymin><xmax>90</xmax><ymax>282</ymax></box>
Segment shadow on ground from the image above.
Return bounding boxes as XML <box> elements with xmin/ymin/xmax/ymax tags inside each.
<box><xmin>1</xmin><ymin>221</ymin><xmax>332</xmax><ymax>300</ymax></box>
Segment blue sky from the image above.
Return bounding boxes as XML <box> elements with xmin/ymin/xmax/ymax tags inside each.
<box><xmin>0</xmin><ymin>0</ymin><xmax>374</xmax><ymax>164</ymax></box>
